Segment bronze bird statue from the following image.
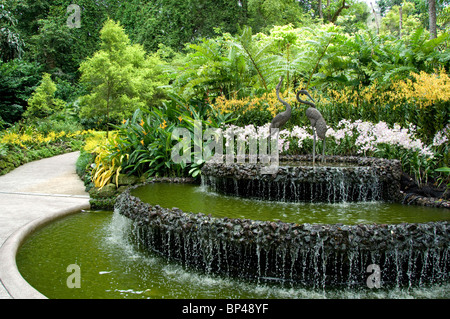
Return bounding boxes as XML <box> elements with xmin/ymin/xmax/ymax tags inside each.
<box><xmin>296</xmin><ymin>89</ymin><xmax>327</xmax><ymax>165</ymax></box>
<box><xmin>270</xmin><ymin>76</ymin><xmax>291</xmax><ymax>132</ymax></box>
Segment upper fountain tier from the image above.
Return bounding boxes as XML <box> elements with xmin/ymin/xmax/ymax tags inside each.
<box><xmin>201</xmin><ymin>155</ymin><xmax>403</xmax><ymax>203</ymax></box>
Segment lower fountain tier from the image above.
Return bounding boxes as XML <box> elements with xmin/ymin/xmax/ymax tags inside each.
<box><xmin>201</xmin><ymin>155</ymin><xmax>403</xmax><ymax>203</ymax></box>
<box><xmin>115</xmin><ymin>188</ymin><xmax>449</xmax><ymax>288</ymax></box>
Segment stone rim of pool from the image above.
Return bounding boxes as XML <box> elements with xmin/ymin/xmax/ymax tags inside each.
<box><xmin>11</xmin><ymin>179</ymin><xmax>449</xmax><ymax>298</ymax></box>
<box><xmin>116</xmin><ymin>177</ymin><xmax>449</xmax><ymax>288</ymax></box>
<box><xmin>201</xmin><ymin>155</ymin><xmax>404</xmax><ymax>203</ymax></box>
<box><xmin>0</xmin><ymin>204</ymin><xmax>89</xmax><ymax>299</ymax></box>
<box><xmin>10</xmin><ymin>154</ymin><xmax>450</xmax><ymax>297</ymax></box>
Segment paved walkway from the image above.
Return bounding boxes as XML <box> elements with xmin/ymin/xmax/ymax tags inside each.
<box><xmin>0</xmin><ymin>151</ymin><xmax>90</xmax><ymax>299</ymax></box>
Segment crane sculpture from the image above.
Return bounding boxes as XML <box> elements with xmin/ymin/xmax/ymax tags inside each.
<box><xmin>296</xmin><ymin>89</ymin><xmax>327</xmax><ymax>165</ymax></box>
<box><xmin>269</xmin><ymin>76</ymin><xmax>328</xmax><ymax>166</ymax></box>
<box><xmin>270</xmin><ymin>76</ymin><xmax>291</xmax><ymax>132</ymax></box>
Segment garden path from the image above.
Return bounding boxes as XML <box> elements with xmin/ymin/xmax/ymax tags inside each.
<box><xmin>0</xmin><ymin>151</ymin><xmax>90</xmax><ymax>299</ymax></box>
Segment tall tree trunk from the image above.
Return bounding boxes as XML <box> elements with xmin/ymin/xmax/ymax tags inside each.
<box><xmin>370</xmin><ymin>2</ymin><xmax>380</xmax><ymax>34</ymax></box>
<box><xmin>330</xmin><ymin>0</ymin><xmax>350</xmax><ymax>23</ymax></box>
<box><xmin>399</xmin><ymin>5</ymin><xmax>403</xmax><ymax>39</ymax></box>
<box><xmin>429</xmin><ymin>0</ymin><xmax>437</xmax><ymax>39</ymax></box>
<box><xmin>286</xmin><ymin>43</ymin><xmax>290</xmax><ymax>91</ymax></box>
<box><xmin>318</xmin><ymin>0</ymin><xmax>323</xmax><ymax>20</ymax></box>
<box><xmin>106</xmin><ymin>79</ymin><xmax>111</xmax><ymax>139</ymax></box>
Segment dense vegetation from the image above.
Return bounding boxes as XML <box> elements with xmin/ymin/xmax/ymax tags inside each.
<box><xmin>1</xmin><ymin>0</ymin><xmax>449</xmax><ymax>191</ymax></box>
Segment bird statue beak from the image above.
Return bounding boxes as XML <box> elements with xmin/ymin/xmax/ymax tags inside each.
<box><xmin>305</xmin><ymin>91</ymin><xmax>315</xmax><ymax>103</ymax></box>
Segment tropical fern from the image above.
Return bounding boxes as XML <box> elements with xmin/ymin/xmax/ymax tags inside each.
<box><xmin>231</xmin><ymin>26</ymin><xmax>276</xmax><ymax>91</ymax></box>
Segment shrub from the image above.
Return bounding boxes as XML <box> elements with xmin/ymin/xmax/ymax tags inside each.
<box><xmin>23</xmin><ymin>73</ymin><xmax>66</xmax><ymax>119</ymax></box>
<box><xmin>88</xmin><ymin>97</ymin><xmax>237</xmax><ymax>186</ymax></box>
<box><xmin>393</xmin><ymin>69</ymin><xmax>450</xmax><ymax>142</ymax></box>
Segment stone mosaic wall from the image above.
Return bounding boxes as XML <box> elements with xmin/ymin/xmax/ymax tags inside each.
<box><xmin>115</xmin><ymin>181</ymin><xmax>449</xmax><ymax>287</ymax></box>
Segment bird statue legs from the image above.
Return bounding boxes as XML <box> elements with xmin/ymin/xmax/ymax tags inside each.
<box><xmin>312</xmin><ymin>128</ymin><xmax>316</xmax><ymax>166</ymax></box>
<box><xmin>311</xmin><ymin>129</ymin><xmax>327</xmax><ymax>166</ymax></box>
<box><xmin>322</xmin><ymin>137</ymin><xmax>326</xmax><ymax>163</ymax></box>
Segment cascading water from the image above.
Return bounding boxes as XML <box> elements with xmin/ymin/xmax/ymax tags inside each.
<box><xmin>200</xmin><ymin>156</ymin><xmax>402</xmax><ymax>203</ymax></box>
<box><xmin>115</xmin><ymin>184</ymin><xmax>450</xmax><ymax>289</ymax></box>
<box><xmin>201</xmin><ymin>166</ymin><xmax>383</xmax><ymax>203</ymax></box>
<box><xmin>16</xmin><ymin>209</ymin><xmax>450</xmax><ymax>298</ymax></box>
<box><xmin>112</xmin><ymin>154</ymin><xmax>448</xmax><ymax>291</ymax></box>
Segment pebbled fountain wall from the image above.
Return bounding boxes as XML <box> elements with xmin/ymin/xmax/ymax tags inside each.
<box><xmin>201</xmin><ymin>155</ymin><xmax>403</xmax><ymax>203</ymax></box>
<box><xmin>115</xmin><ymin>183</ymin><xmax>449</xmax><ymax>288</ymax></box>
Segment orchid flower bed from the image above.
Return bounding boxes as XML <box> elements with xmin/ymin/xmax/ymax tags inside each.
<box><xmin>222</xmin><ymin>121</ymin><xmax>449</xmax><ymax>186</ymax></box>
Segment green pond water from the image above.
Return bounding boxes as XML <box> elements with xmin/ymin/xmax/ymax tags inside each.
<box><xmin>131</xmin><ymin>183</ymin><xmax>450</xmax><ymax>225</ymax></box>
<box><xmin>16</xmin><ymin>211</ymin><xmax>450</xmax><ymax>299</ymax></box>
<box><xmin>16</xmin><ymin>183</ymin><xmax>450</xmax><ymax>299</ymax></box>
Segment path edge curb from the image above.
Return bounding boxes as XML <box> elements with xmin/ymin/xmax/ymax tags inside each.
<box><xmin>0</xmin><ymin>201</ymin><xmax>90</xmax><ymax>299</ymax></box>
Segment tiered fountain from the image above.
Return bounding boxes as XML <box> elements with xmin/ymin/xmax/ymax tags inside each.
<box><xmin>115</xmin><ymin>79</ymin><xmax>449</xmax><ymax>289</ymax></box>
<box><xmin>116</xmin><ymin>156</ymin><xmax>449</xmax><ymax>288</ymax></box>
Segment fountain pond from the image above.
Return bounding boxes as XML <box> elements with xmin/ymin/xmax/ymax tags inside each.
<box><xmin>115</xmin><ymin>157</ymin><xmax>448</xmax><ymax>289</ymax></box>
<box><xmin>17</xmin><ymin>208</ymin><xmax>450</xmax><ymax>299</ymax></box>
<box><xmin>16</xmin><ymin>156</ymin><xmax>450</xmax><ymax>298</ymax></box>
<box><xmin>117</xmin><ymin>182</ymin><xmax>449</xmax><ymax>289</ymax></box>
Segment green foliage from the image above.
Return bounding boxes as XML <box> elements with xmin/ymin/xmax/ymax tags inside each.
<box><xmin>24</xmin><ymin>73</ymin><xmax>65</xmax><ymax>119</ymax></box>
<box><xmin>247</xmin><ymin>0</ymin><xmax>307</xmax><ymax>32</ymax></box>
<box><xmin>232</xmin><ymin>25</ymin><xmax>275</xmax><ymax>91</ymax></box>
<box><xmin>11</xmin><ymin>0</ymin><xmax>119</xmax><ymax>74</ymax></box>
<box><xmin>116</xmin><ymin>0</ymin><xmax>248</xmax><ymax>52</ymax></box>
<box><xmin>166</xmin><ymin>36</ymin><xmax>231</xmax><ymax>101</ymax></box>
<box><xmin>89</xmin><ymin>95</ymin><xmax>237</xmax><ymax>181</ymax></box>
<box><xmin>79</xmin><ymin>19</ymin><xmax>167</xmax><ymax>133</ymax></box>
<box><xmin>120</xmin><ymin>108</ymin><xmax>177</xmax><ymax>178</ymax></box>
<box><xmin>435</xmin><ymin>167</ymin><xmax>450</xmax><ymax>189</ymax></box>
<box><xmin>0</xmin><ymin>59</ymin><xmax>42</xmax><ymax>126</ymax></box>
<box><xmin>379</xmin><ymin>1</ymin><xmax>422</xmax><ymax>38</ymax></box>
<box><xmin>167</xmin><ymin>24</ymin><xmax>344</xmax><ymax>100</ymax></box>
<box><xmin>0</xmin><ymin>3</ymin><xmax>25</xmax><ymax>62</ymax></box>
<box><xmin>438</xmin><ymin>6</ymin><xmax>450</xmax><ymax>27</ymax></box>
<box><xmin>29</xmin><ymin>15</ymin><xmax>75</xmax><ymax>72</ymax></box>
<box><xmin>30</xmin><ymin>115</ymin><xmax>84</xmax><ymax>136</ymax></box>
<box><xmin>334</xmin><ymin>1</ymin><xmax>371</xmax><ymax>34</ymax></box>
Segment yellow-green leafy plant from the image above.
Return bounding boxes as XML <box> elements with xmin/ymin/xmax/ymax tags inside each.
<box><xmin>91</xmin><ymin>136</ymin><xmax>129</xmax><ymax>189</ymax></box>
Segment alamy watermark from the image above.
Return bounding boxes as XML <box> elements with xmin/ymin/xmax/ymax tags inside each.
<box><xmin>66</xmin><ymin>264</ymin><xmax>81</xmax><ymax>288</ymax></box>
<box><xmin>171</xmin><ymin>121</ymin><xmax>280</xmax><ymax>174</ymax></box>
<box><xmin>67</xmin><ymin>4</ymin><xmax>81</xmax><ymax>29</ymax></box>
<box><xmin>366</xmin><ymin>264</ymin><xmax>381</xmax><ymax>289</ymax></box>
